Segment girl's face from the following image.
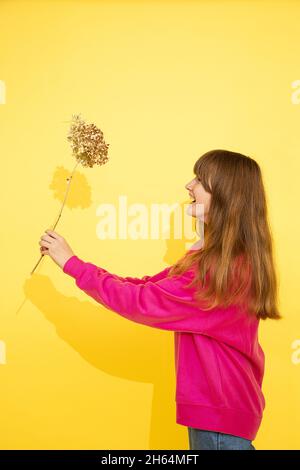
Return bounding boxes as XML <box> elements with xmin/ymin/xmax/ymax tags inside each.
<box><xmin>185</xmin><ymin>176</ymin><xmax>211</xmax><ymax>222</ymax></box>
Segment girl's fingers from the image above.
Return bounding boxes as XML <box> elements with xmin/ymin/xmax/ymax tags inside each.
<box><xmin>39</xmin><ymin>240</ymin><xmax>51</xmax><ymax>246</ymax></box>
<box><xmin>41</xmin><ymin>234</ymin><xmax>54</xmax><ymax>242</ymax></box>
<box><xmin>45</xmin><ymin>229</ymin><xmax>61</xmax><ymax>239</ymax></box>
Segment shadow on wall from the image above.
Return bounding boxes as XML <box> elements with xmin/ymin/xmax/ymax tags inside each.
<box><xmin>23</xmin><ymin>198</ymin><xmax>199</xmax><ymax>450</ymax></box>
<box><xmin>49</xmin><ymin>166</ymin><xmax>92</xmax><ymax>210</ymax></box>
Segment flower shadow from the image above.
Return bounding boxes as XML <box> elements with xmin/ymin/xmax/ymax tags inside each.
<box><xmin>49</xmin><ymin>166</ymin><xmax>92</xmax><ymax>209</ymax></box>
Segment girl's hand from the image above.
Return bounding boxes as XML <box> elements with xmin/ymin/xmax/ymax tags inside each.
<box><xmin>39</xmin><ymin>229</ymin><xmax>75</xmax><ymax>270</ymax></box>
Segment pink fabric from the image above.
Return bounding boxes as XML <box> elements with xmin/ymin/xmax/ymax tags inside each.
<box><xmin>63</xmin><ymin>252</ymin><xmax>265</xmax><ymax>440</ymax></box>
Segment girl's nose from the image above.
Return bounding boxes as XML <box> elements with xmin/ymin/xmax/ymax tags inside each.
<box><xmin>185</xmin><ymin>180</ymin><xmax>193</xmax><ymax>190</ymax></box>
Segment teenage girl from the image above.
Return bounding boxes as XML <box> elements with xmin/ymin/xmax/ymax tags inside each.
<box><xmin>38</xmin><ymin>149</ymin><xmax>282</xmax><ymax>450</ymax></box>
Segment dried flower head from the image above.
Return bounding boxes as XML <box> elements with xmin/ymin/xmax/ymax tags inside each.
<box><xmin>67</xmin><ymin>113</ymin><xmax>110</xmax><ymax>168</ymax></box>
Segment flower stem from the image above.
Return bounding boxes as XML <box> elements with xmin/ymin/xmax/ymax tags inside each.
<box><xmin>30</xmin><ymin>161</ymin><xmax>80</xmax><ymax>275</ymax></box>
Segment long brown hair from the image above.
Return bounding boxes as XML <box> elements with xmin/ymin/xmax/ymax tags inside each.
<box><xmin>167</xmin><ymin>149</ymin><xmax>282</xmax><ymax>320</ymax></box>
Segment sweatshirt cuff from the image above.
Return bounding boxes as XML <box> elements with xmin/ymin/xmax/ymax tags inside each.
<box><xmin>63</xmin><ymin>255</ymin><xmax>86</xmax><ymax>279</ymax></box>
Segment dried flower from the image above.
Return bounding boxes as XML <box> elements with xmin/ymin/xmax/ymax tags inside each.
<box><xmin>30</xmin><ymin>114</ymin><xmax>110</xmax><ymax>275</ymax></box>
<box><xmin>67</xmin><ymin>113</ymin><xmax>110</xmax><ymax>168</ymax></box>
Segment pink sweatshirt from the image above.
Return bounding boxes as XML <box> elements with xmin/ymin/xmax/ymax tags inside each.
<box><xmin>63</xmin><ymin>250</ymin><xmax>265</xmax><ymax>441</ymax></box>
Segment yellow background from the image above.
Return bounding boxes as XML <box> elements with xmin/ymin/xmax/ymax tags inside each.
<box><xmin>0</xmin><ymin>0</ymin><xmax>299</xmax><ymax>450</ymax></box>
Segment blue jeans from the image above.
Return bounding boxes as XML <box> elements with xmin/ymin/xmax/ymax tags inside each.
<box><xmin>188</xmin><ymin>427</ymin><xmax>256</xmax><ymax>450</ymax></box>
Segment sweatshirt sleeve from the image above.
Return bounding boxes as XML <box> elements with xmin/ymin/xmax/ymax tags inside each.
<box><xmin>62</xmin><ymin>255</ymin><xmax>241</xmax><ymax>334</ymax></box>
<box><xmin>64</xmin><ymin>257</ymin><xmax>171</xmax><ymax>285</ymax></box>
<box><xmin>118</xmin><ymin>266</ymin><xmax>172</xmax><ymax>284</ymax></box>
